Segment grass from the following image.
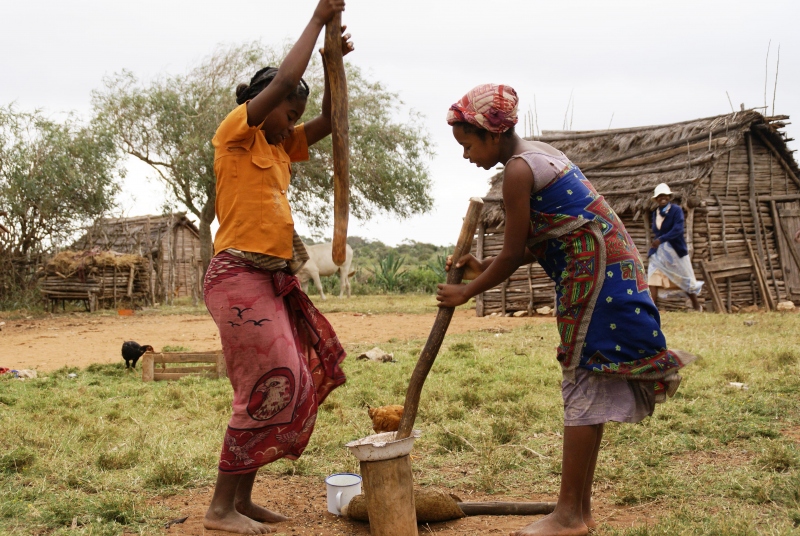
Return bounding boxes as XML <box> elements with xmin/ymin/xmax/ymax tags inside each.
<box><xmin>0</xmin><ymin>310</ymin><xmax>799</xmax><ymax>534</ymax></box>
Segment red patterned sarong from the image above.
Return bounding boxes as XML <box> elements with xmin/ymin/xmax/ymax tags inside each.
<box><xmin>204</xmin><ymin>252</ymin><xmax>346</xmax><ymax>474</ymax></box>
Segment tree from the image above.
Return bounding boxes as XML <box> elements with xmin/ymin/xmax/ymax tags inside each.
<box><xmin>92</xmin><ymin>42</ymin><xmax>434</xmax><ymax>272</ymax></box>
<box><xmin>0</xmin><ymin>106</ymin><xmax>121</xmax><ymax>256</ymax></box>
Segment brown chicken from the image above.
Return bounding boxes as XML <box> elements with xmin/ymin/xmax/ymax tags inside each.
<box><xmin>367</xmin><ymin>405</ymin><xmax>405</xmax><ymax>434</ymax></box>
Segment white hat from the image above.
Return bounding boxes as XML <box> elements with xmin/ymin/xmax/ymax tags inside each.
<box><xmin>652</xmin><ymin>183</ymin><xmax>672</xmax><ymax>198</ymax></box>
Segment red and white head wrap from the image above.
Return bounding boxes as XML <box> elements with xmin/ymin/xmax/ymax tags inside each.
<box><xmin>446</xmin><ymin>84</ymin><xmax>519</xmax><ymax>134</ymax></box>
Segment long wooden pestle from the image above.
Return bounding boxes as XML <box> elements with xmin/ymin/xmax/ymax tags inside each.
<box><xmin>396</xmin><ymin>197</ymin><xmax>484</xmax><ymax>439</ymax></box>
<box><xmin>323</xmin><ymin>13</ymin><xmax>350</xmax><ymax>266</ymax></box>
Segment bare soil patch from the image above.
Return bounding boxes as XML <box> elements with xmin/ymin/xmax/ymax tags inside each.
<box><xmin>0</xmin><ymin>310</ymin><xmax>552</xmax><ymax>372</ymax></box>
<box><xmin>158</xmin><ymin>475</ymin><xmax>651</xmax><ymax>535</ymax></box>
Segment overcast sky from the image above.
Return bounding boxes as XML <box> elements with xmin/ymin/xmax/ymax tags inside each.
<box><xmin>2</xmin><ymin>0</ymin><xmax>798</xmax><ymax>246</ymax></box>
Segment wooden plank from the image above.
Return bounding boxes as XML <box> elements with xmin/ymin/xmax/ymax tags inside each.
<box><xmin>153</xmin><ymin>372</ymin><xmax>215</xmax><ymax>381</ymax></box>
<box><xmin>781</xmin><ymin>209</ymin><xmax>800</xmax><ymax>217</ymax></box>
<box><xmin>703</xmin><ymin>256</ymin><xmax>753</xmax><ymax>272</ymax></box>
<box><xmin>759</xmin><ymin>194</ymin><xmax>800</xmax><ymax>202</ymax></box>
<box><xmin>746</xmin><ymin>133</ymin><xmax>765</xmax><ymax>260</ymax></box>
<box><xmin>156</xmin><ymin>366</ymin><xmax>216</xmax><ymax>374</ymax></box>
<box><xmin>153</xmin><ymin>352</ymin><xmax>222</xmax><ymax>364</ymax></box>
<box><xmin>711</xmin><ymin>267</ymin><xmax>758</xmax><ymax>279</ymax></box>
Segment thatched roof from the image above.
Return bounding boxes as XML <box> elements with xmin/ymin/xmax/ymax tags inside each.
<box><xmin>72</xmin><ymin>213</ymin><xmax>199</xmax><ymax>255</ymax></box>
<box><xmin>482</xmin><ymin>110</ymin><xmax>796</xmax><ymax>226</ymax></box>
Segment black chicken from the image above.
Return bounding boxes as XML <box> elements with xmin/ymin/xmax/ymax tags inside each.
<box><xmin>121</xmin><ymin>341</ymin><xmax>154</xmax><ymax>369</ymax></box>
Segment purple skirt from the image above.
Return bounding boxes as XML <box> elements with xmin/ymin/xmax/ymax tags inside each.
<box><xmin>562</xmin><ymin>368</ymin><xmax>655</xmax><ymax>426</ymax></box>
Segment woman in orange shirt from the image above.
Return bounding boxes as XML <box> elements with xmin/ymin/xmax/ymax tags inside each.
<box><xmin>203</xmin><ymin>1</ymin><xmax>353</xmax><ymax>533</ymax></box>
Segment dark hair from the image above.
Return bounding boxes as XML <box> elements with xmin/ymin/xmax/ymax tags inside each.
<box><xmin>235</xmin><ymin>66</ymin><xmax>310</xmax><ymax>105</ymax></box>
<box><xmin>451</xmin><ymin>121</ymin><xmax>515</xmax><ymax>139</ymax></box>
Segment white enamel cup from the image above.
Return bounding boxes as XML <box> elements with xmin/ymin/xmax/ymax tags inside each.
<box><xmin>325</xmin><ymin>473</ymin><xmax>362</xmax><ymax>515</ymax></box>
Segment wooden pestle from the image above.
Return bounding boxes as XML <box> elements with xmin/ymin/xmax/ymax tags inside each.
<box><xmin>396</xmin><ymin>197</ymin><xmax>484</xmax><ymax>439</ymax></box>
<box><xmin>323</xmin><ymin>13</ymin><xmax>350</xmax><ymax>266</ymax></box>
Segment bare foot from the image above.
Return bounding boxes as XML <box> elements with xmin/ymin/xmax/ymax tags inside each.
<box><xmin>235</xmin><ymin>501</ymin><xmax>289</xmax><ymax>524</ymax></box>
<box><xmin>510</xmin><ymin>512</ymin><xmax>588</xmax><ymax>536</ymax></box>
<box><xmin>204</xmin><ymin>508</ymin><xmax>274</xmax><ymax>534</ymax></box>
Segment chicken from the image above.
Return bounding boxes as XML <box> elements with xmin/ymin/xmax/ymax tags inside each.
<box><xmin>368</xmin><ymin>405</ymin><xmax>405</xmax><ymax>434</ymax></box>
<box><xmin>121</xmin><ymin>341</ymin><xmax>154</xmax><ymax>369</ymax></box>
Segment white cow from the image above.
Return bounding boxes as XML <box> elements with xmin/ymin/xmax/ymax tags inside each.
<box><xmin>297</xmin><ymin>242</ymin><xmax>354</xmax><ymax>300</ymax></box>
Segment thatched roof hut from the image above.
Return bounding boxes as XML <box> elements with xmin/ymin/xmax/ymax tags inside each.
<box><xmin>475</xmin><ymin>110</ymin><xmax>800</xmax><ymax>315</ymax></box>
<box><xmin>41</xmin><ymin>249</ymin><xmax>150</xmax><ymax>312</ymax></box>
<box><xmin>72</xmin><ymin>213</ymin><xmax>202</xmax><ymax>303</ymax></box>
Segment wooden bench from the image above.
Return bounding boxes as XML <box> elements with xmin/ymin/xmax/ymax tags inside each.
<box><xmin>141</xmin><ymin>351</ymin><xmax>226</xmax><ymax>382</ymax></box>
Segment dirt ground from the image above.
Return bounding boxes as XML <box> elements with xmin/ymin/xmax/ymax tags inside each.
<box><xmin>158</xmin><ymin>475</ymin><xmax>654</xmax><ymax>535</ymax></box>
<box><xmin>0</xmin><ymin>309</ymin><xmax>553</xmax><ymax>373</ymax></box>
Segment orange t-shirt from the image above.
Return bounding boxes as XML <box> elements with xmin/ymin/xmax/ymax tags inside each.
<box><xmin>212</xmin><ymin>103</ymin><xmax>309</xmax><ymax>259</ymax></box>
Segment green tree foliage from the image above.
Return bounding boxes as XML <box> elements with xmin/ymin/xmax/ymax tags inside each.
<box><xmin>0</xmin><ymin>106</ymin><xmax>120</xmax><ymax>256</ymax></box>
<box><xmin>92</xmin><ymin>42</ymin><xmax>434</xmax><ymax>272</ymax></box>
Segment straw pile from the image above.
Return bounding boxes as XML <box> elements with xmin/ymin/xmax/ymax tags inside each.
<box><xmin>41</xmin><ymin>249</ymin><xmax>150</xmax><ymax>310</ymax></box>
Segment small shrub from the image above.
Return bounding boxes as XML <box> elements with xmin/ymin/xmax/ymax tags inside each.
<box><xmin>374</xmin><ymin>252</ymin><xmax>408</xmax><ymax>292</ymax></box>
<box><xmin>449</xmin><ymin>342</ymin><xmax>475</xmax><ymax>356</ymax></box>
<box><xmin>757</xmin><ymin>442</ymin><xmax>799</xmax><ymax>473</ymax></box>
<box><xmin>435</xmin><ymin>429</ymin><xmax>471</xmax><ymax>454</ymax></box>
<box><xmin>0</xmin><ymin>447</ymin><xmax>36</xmax><ymax>473</ymax></box>
<box><xmin>146</xmin><ymin>460</ymin><xmax>191</xmax><ymax>488</ymax></box>
<box><xmin>97</xmin><ymin>449</ymin><xmax>138</xmax><ymax>470</ymax></box>
<box><xmin>776</xmin><ymin>350</ymin><xmax>799</xmax><ymax>367</ymax></box>
<box><xmin>460</xmin><ymin>390</ymin><xmax>482</xmax><ymax>409</ymax></box>
<box><xmin>92</xmin><ymin>494</ymin><xmax>138</xmax><ymax>525</ymax></box>
<box><xmin>490</xmin><ymin>418</ymin><xmax>519</xmax><ymax>445</ymax></box>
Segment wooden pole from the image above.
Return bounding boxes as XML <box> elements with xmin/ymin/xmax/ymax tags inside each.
<box><xmin>215</xmin><ymin>352</ymin><xmax>227</xmax><ymax>379</ymax></box>
<box><xmin>476</xmin><ymin>224</ymin><xmax>485</xmax><ymax>317</ymax></box>
<box><xmin>746</xmin><ymin>237</ymin><xmax>775</xmax><ymax>311</ymax></box>
<box><xmin>324</xmin><ymin>13</ymin><xmax>350</xmax><ymax>266</ymax></box>
<box><xmin>527</xmin><ymin>263</ymin><xmax>534</xmax><ymax>315</ymax></box>
<box><xmin>758</xmin><ymin>202</ymin><xmax>781</xmax><ymax>301</ymax></box>
<box><xmin>396</xmin><ymin>198</ymin><xmax>484</xmax><ymax>440</ymax></box>
<box><xmin>142</xmin><ymin>352</ymin><xmax>154</xmax><ymax>382</ymax></box>
<box><xmin>746</xmin><ymin>133</ymin><xmax>766</xmax><ymax>260</ymax></box>
<box><xmin>360</xmin><ymin>455</ymin><xmax>417</xmax><ymax>536</ymax></box>
<box><xmin>458</xmin><ymin>502</ymin><xmax>556</xmax><ymax>516</ymax></box>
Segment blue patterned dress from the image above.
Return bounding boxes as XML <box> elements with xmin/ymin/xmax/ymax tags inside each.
<box><xmin>519</xmin><ymin>154</ymin><xmax>694</xmax><ymax>401</ymax></box>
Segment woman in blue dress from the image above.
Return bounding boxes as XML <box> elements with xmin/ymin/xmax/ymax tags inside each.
<box><xmin>647</xmin><ymin>183</ymin><xmax>703</xmax><ymax>311</ymax></box>
<box><xmin>437</xmin><ymin>84</ymin><xmax>696</xmax><ymax>536</ymax></box>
